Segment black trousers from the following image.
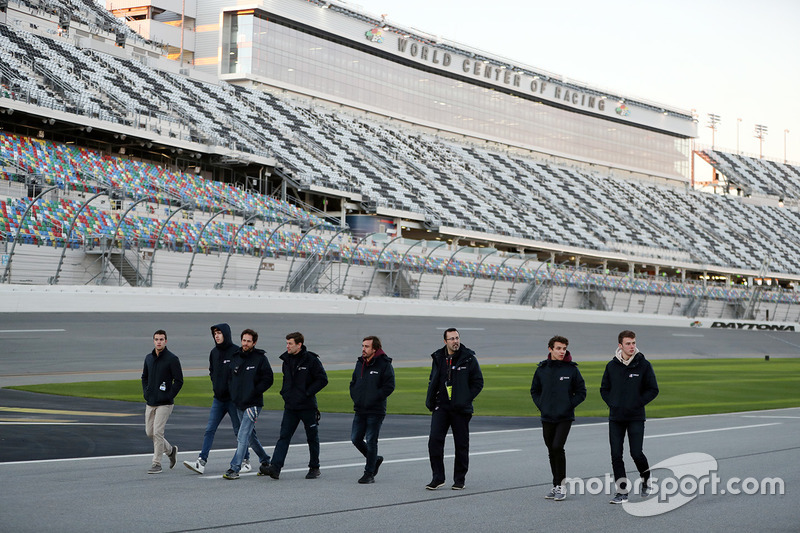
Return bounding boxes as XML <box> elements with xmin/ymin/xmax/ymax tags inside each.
<box><xmin>428</xmin><ymin>407</ymin><xmax>472</xmax><ymax>484</ymax></box>
<box><xmin>541</xmin><ymin>420</ymin><xmax>572</xmax><ymax>486</ymax></box>
<box><xmin>609</xmin><ymin>419</ymin><xmax>649</xmax><ymax>491</ymax></box>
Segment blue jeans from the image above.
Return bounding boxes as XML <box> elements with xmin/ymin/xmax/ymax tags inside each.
<box><xmin>270</xmin><ymin>409</ymin><xmax>320</xmax><ymax>470</ymax></box>
<box><xmin>351</xmin><ymin>413</ymin><xmax>385</xmax><ymax>475</ymax></box>
<box><xmin>200</xmin><ymin>398</ymin><xmax>249</xmax><ymax>462</ymax></box>
<box><xmin>609</xmin><ymin>420</ymin><xmax>649</xmax><ymax>491</ymax></box>
<box><xmin>230</xmin><ymin>407</ymin><xmax>270</xmax><ymax>472</ymax></box>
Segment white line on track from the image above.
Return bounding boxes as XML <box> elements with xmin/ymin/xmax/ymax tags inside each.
<box><xmin>762</xmin><ymin>333</ymin><xmax>800</xmax><ymax>350</ymax></box>
<box><xmin>206</xmin><ymin>449</ymin><xmax>523</xmax><ymax>479</ymax></box>
<box><xmin>0</xmin><ymin>422</ymin><xmax>141</xmax><ymax>426</ymax></box>
<box><xmin>0</xmin><ymin>329</ymin><xmax>66</xmax><ymax>333</ymax></box>
<box><xmin>645</xmin><ymin>422</ymin><xmax>780</xmax><ymax>439</ymax></box>
<box><xmin>739</xmin><ymin>415</ymin><xmax>800</xmax><ymax>419</ymax></box>
<box><xmin>2</xmin><ymin>419</ymin><xmax>783</xmax><ymax>466</ymax></box>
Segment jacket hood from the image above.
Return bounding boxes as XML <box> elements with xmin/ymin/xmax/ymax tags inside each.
<box><xmin>211</xmin><ymin>323</ymin><xmax>233</xmax><ymax>348</ymax></box>
<box><xmin>614</xmin><ymin>348</ymin><xmax>644</xmax><ymax>366</ymax></box>
<box><xmin>362</xmin><ymin>348</ymin><xmax>392</xmax><ymax>364</ymax></box>
<box><xmin>547</xmin><ymin>350</ymin><xmax>573</xmax><ymax>363</ymax></box>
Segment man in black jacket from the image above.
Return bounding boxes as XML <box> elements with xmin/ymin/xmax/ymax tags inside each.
<box><xmin>260</xmin><ymin>332</ymin><xmax>328</xmax><ymax>480</ymax></box>
<box><xmin>425</xmin><ymin>328</ymin><xmax>484</xmax><ymax>491</ymax></box>
<box><xmin>350</xmin><ymin>335</ymin><xmax>395</xmax><ymax>484</ymax></box>
<box><xmin>531</xmin><ymin>335</ymin><xmax>587</xmax><ymax>501</ymax></box>
<box><xmin>600</xmin><ymin>330</ymin><xmax>659</xmax><ymax>504</ymax></box>
<box><xmin>141</xmin><ymin>329</ymin><xmax>183</xmax><ymax>474</ymax></box>
<box><xmin>223</xmin><ymin>329</ymin><xmax>273</xmax><ymax>480</ymax></box>
<box><xmin>184</xmin><ymin>323</ymin><xmax>252</xmax><ymax>475</ymax></box>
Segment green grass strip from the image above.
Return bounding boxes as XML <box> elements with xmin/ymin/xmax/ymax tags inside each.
<box><xmin>8</xmin><ymin>358</ymin><xmax>800</xmax><ymax>418</ymax></box>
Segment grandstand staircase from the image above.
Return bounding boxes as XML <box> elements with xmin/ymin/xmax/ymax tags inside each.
<box><xmin>517</xmin><ymin>279</ymin><xmax>551</xmax><ymax>308</ymax></box>
<box><xmin>87</xmin><ymin>238</ymin><xmax>147</xmax><ymax>287</ymax></box>
<box><xmin>683</xmin><ymin>297</ymin><xmax>707</xmax><ymax>318</ymax></box>
<box><xmin>577</xmin><ymin>279</ymin><xmax>609</xmax><ymax>311</ymax></box>
<box><xmin>738</xmin><ymin>257</ymin><xmax>771</xmax><ymax>320</ymax></box>
<box><xmin>383</xmin><ymin>268</ymin><xmax>417</xmax><ymax>298</ymax></box>
<box><xmin>286</xmin><ymin>254</ymin><xmax>338</xmax><ymax>293</ymax></box>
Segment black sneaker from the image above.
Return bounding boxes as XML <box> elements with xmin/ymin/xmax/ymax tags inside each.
<box><xmin>425</xmin><ymin>480</ymin><xmax>445</xmax><ymax>490</ymax></box>
<box><xmin>374</xmin><ymin>456</ymin><xmax>384</xmax><ymax>477</ymax></box>
<box><xmin>451</xmin><ymin>482</ymin><xmax>465</xmax><ymax>490</ymax></box>
<box><xmin>167</xmin><ymin>445</ymin><xmax>178</xmax><ymax>469</ymax></box>
<box><xmin>266</xmin><ymin>465</ymin><xmax>280</xmax><ymax>479</ymax></box>
<box><xmin>306</xmin><ymin>467</ymin><xmax>321</xmax><ymax>479</ymax></box>
<box><xmin>223</xmin><ymin>469</ymin><xmax>239</xmax><ymax>480</ymax></box>
<box><xmin>257</xmin><ymin>462</ymin><xmax>271</xmax><ymax>477</ymax></box>
<box><xmin>358</xmin><ymin>473</ymin><xmax>375</xmax><ymax>484</ymax></box>
<box><xmin>609</xmin><ymin>492</ymin><xmax>628</xmax><ymax>504</ymax></box>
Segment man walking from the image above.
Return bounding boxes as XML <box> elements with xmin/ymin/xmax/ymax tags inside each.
<box><xmin>600</xmin><ymin>330</ymin><xmax>659</xmax><ymax>503</ymax></box>
<box><xmin>530</xmin><ymin>335</ymin><xmax>586</xmax><ymax>501</ymax></box>
<box><xmin>142</xmin><ymin>329</ymin><xmax>183</xmax><ymax>474</ymax></box>
<box><xmin>425</xmin><ymin>328</ymin><xmax>483</xmax><ymax>490</ymax></box>
<box><xmin>260</xmin><ymin>332</ymin><xmax>328</xmax><ymax>480</ymax></box>
<box><xmin>223</xmin><ymin>329</ymin><xmax>273</xmax><ymax>480</ymax></box>
<box><xmin>350</xmin><ymin>336</ymin><xmax>395</xmax><ymax>484</ymax></box>
<box><xmin>184</xmin><ymin>323</ymin><xmax>252</xmax><ymax>474</ymax></box>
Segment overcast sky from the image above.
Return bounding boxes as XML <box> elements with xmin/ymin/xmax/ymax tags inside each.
<box><xmin>349</xmin><ymin>0</ymin><xmax>800</xmax><ymax>163</ymax></box>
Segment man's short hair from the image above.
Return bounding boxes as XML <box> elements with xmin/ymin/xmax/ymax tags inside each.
<box><xmin>548</xmin><ymin>335</ymin><xmax>569</xmax><ymax>349</ymax></box>
<box><xmin>443</xmin><ymin>327</ymin><xmax>459</xmax><ymax>341</ymax></box>
<box><xmin>241</xmin><ymin>328</ymin><xmax>258</xmax><ymax>343</ymax></box>
<box><xmin>153</xmin><ymin>329</ymin><xmax>167</xmax><ymax>340</ymax></box>
<box><xmin>618</xmin><ymin>330</ymin><xmax>636</xmax><ymax>344</ymax></box>
<box><xmin>286</xmin><ymin>331</ymin><xmax>304</xmax><ymax>345</ymax></box>
<box><xmin>363</xmin><ymin>335</ymin><xmax>381</xmax><ymax>351</ymax></box>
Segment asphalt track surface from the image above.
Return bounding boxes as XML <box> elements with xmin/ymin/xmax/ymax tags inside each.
<box><xmin>1</xmin><ymin>312</ymin><xmax>798</xmax><ymax>531</ymax></box>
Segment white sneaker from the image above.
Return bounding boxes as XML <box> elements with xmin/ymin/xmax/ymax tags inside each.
<box><xmin>553</xmin><ymin>485</ymin><xmax>566</xmax><ymax>501</ymax></box>
<box><xmin>183</xmin><ymin>458</ymin><xmax>206</xmax><ymax>474</ymax></box>
<box><xmin>241</xmin><ymin>459</ymin><xmax>252</xmax><ymax>473</ymax></box>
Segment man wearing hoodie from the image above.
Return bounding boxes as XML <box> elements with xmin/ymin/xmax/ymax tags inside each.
<box><xmin>260</xmin><ymin>332</ymin><xmax>328</xmax><ymax>480</ymax></box>
<box><xmin>142</xmin><ymin>329</ymin><xmax>183</xmax><ymax>474</ymax></box>
<box><xmin>600</xmin><ymin>330</ymin><xmax>659</xmax><ymax>504</ymax></box>
<box><xmin>350</xmin><ymin>336</ymin><xmax>395</xmax><ymax>484</ymax></box>
<box><xmin>223</xmin><ymin>329</ymin><xmax>274</xmax><ymax>480</ymax></box>
<box><xmin>530</xmin><ymin>335</ymin><xmax>587</xmax><ymax>501</ymax></box>
<box><xmin>184</xmin><ymin>323</ymin><xmax>252</xmax><ymax>474</ymax></box>
<box><xmin>425</xmin><ymin>328</ymin><xmax>484</xmax><ymax>491</ymax></box>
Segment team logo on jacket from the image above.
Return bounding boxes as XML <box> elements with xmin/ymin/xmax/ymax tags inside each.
<box><xmin>629</xmin><ymin>373</ymin><xmax>639</xmax><ymax>378</ymax></box>
<box><xmin>559</xmin><ymin>376</ymin><xmax>570</xmax><ymax>381</ymax></box>
<box><xmin>246</xmin><ymin>366</ymin><xmax>255</xmax><ymax>370</ymax></box>
<box><xmin>370</xmin><ymin>370</ymin><xmax>379</xmax><ymax>375</ymax></box>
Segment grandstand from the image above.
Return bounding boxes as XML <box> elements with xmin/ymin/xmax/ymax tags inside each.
<box><xmin>1</xmin><ymin>0</ymin><xmax>798</xmax><ymax>322</ymax></box>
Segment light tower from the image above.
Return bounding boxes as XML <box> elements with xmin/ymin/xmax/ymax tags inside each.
<box><xmin>707</xmin><ymin>113</ymin><xmax>721</xmax><ymax>149</ymax></box>
<box><xmin>754</xmin><ymin>124</ymin><xmax>768</xmax><ymax>159</ymax></box>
